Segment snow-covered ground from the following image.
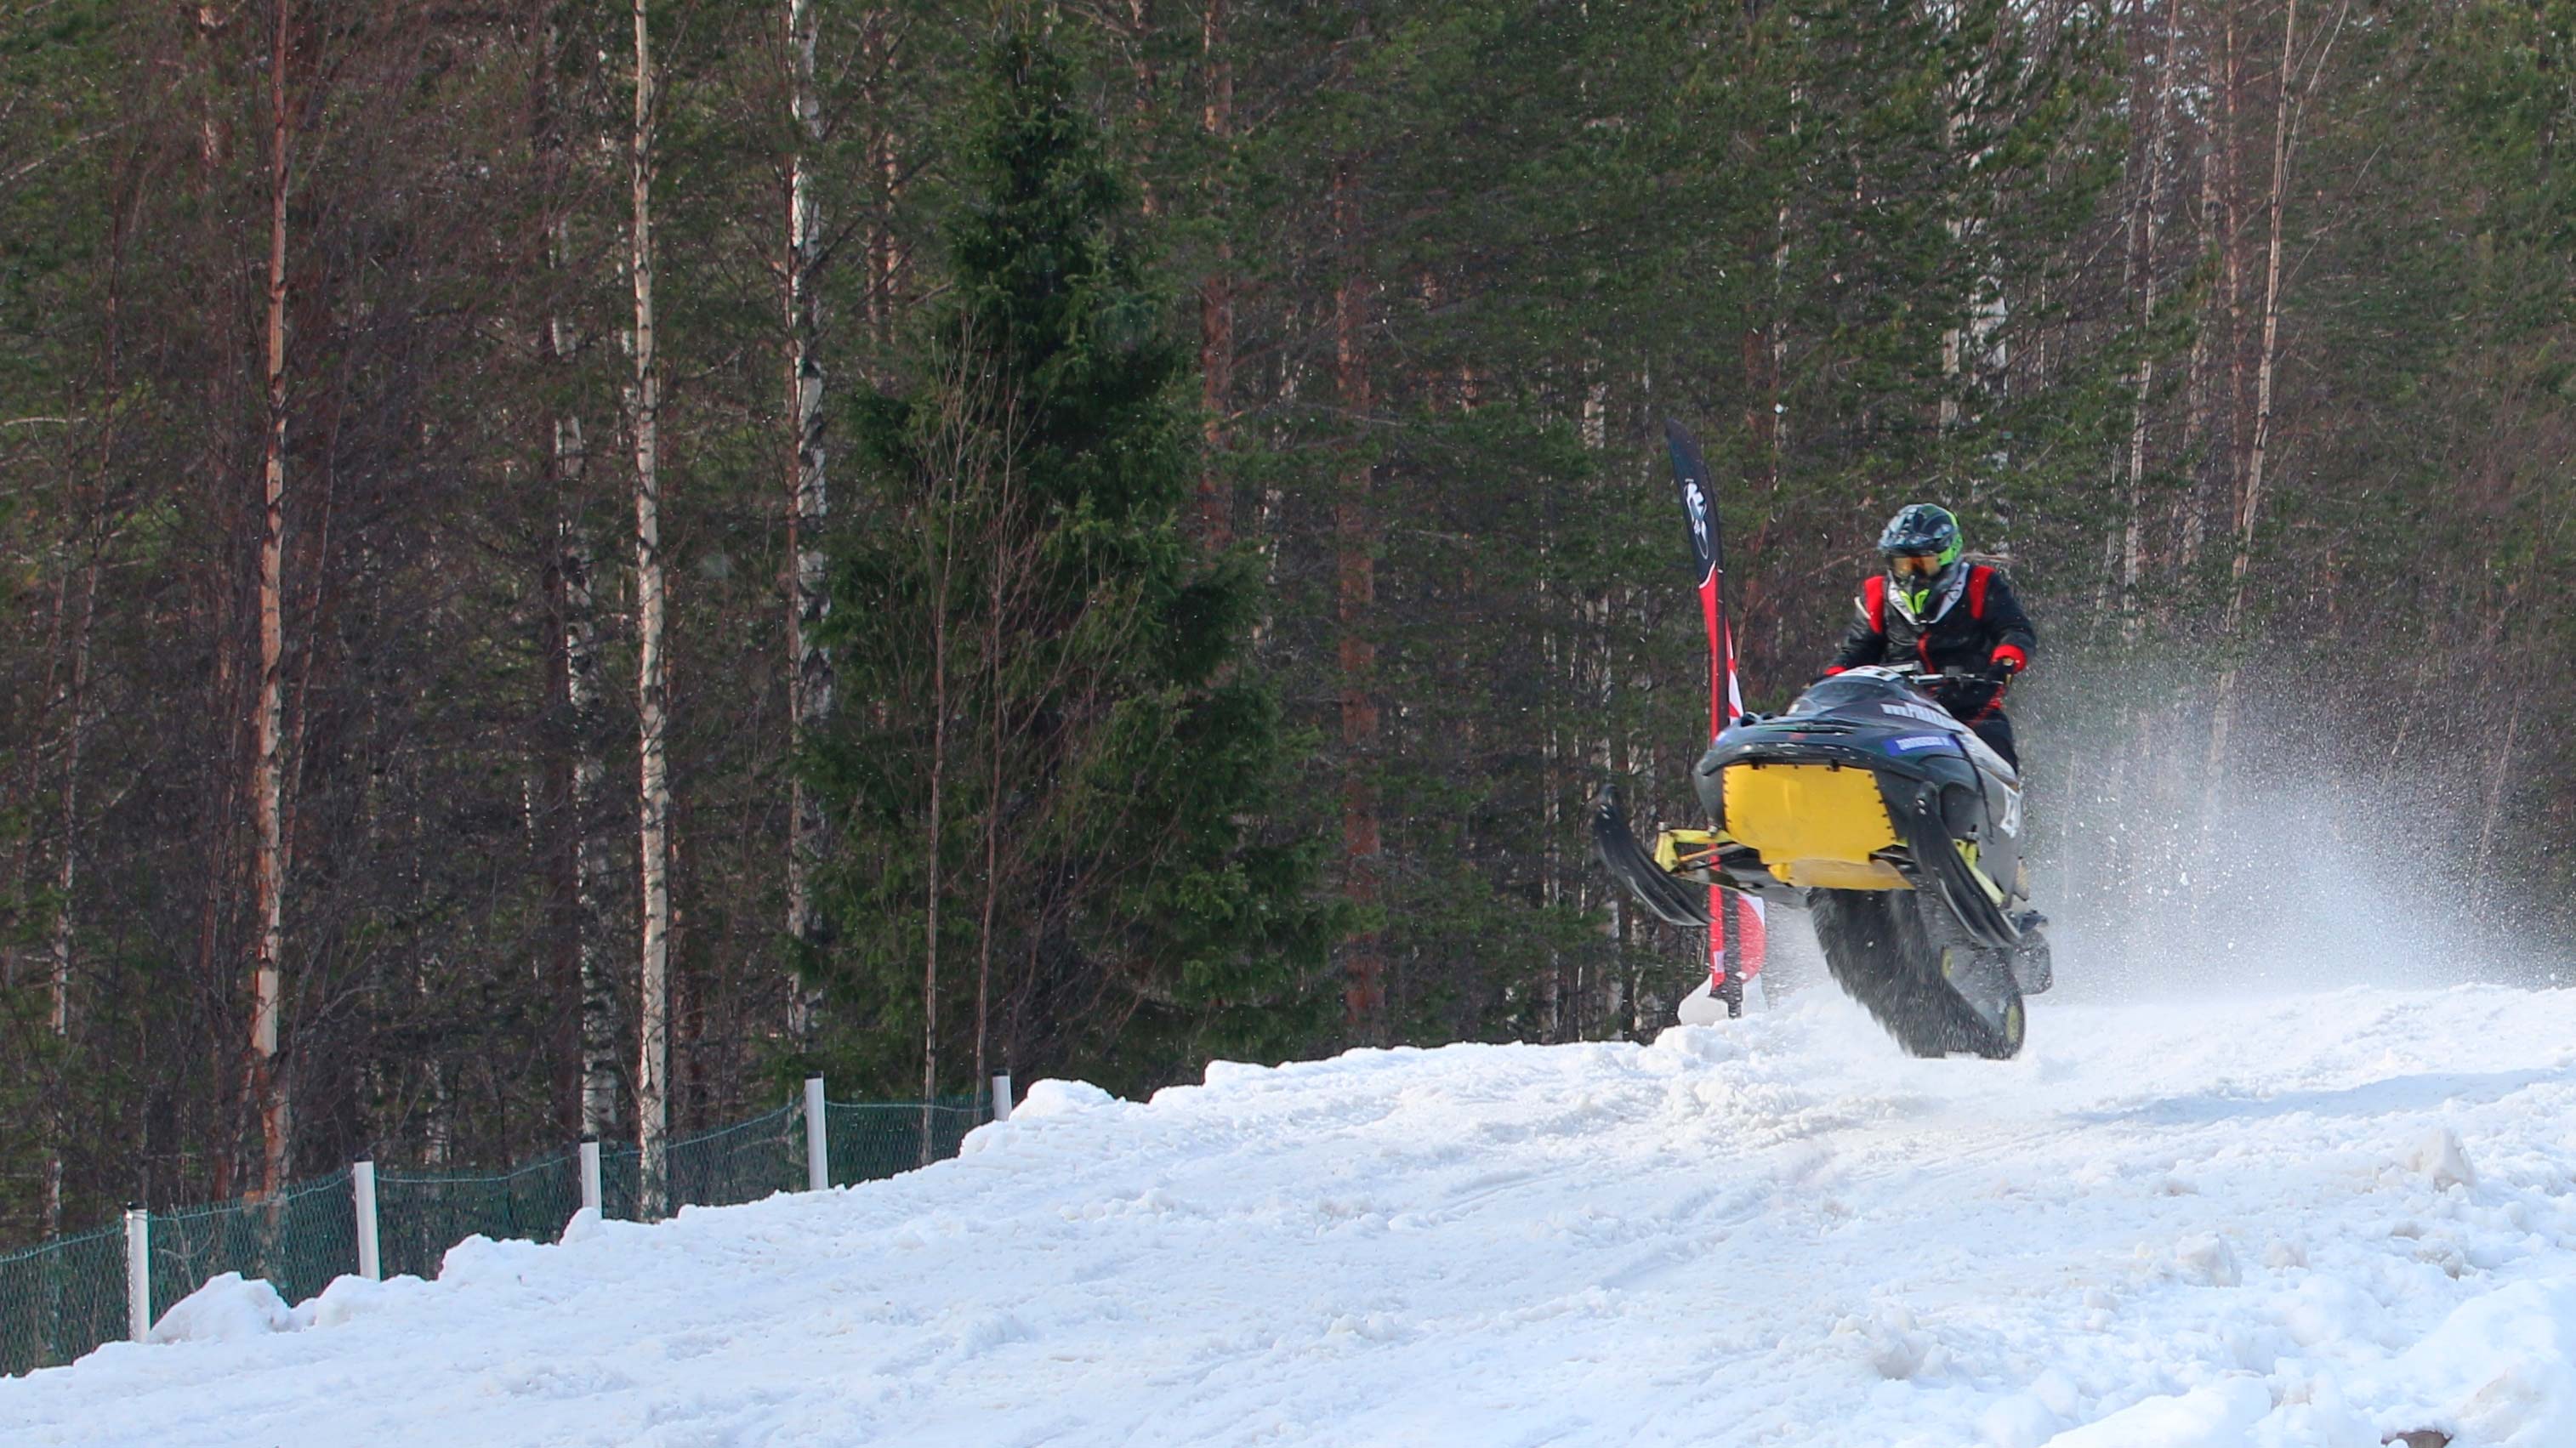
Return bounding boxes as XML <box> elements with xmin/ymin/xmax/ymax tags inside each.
<box><xmin>13</xmin><ymin>985</ymin><xmax>2576</xmax><ymax>1447</ymax></box>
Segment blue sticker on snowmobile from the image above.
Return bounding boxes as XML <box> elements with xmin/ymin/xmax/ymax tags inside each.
<box><xmin>1888</xmin><ymin>735</ymin><xmax>1951</xmax><ymax>752</ymax></box>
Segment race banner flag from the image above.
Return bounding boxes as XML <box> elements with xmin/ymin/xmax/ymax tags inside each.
<box><xmin>1663</xmin><ymin>421</ymin><xmax>1766</xmax><ymax>1006</ymax></box>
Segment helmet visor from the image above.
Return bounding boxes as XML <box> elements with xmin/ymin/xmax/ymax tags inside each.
<box><xmin>1887</xmin><ymin>552</ymin><xmax>1946</xmax><ymax>578</ymax></box>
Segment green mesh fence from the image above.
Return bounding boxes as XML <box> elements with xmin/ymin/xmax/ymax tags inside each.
<box><xmin>598</xmin><ymin>1139</ymin><xmax>645</xmax><ymax>1223</ymax></box>
<box><xmin>0</xmin><ymin>1220</ymin><xmax>126</xmax><ymax>1377</ymax></box>
<box><xmin>0</xmin><ymin>1092</ymin><xmax>994</xmax><ymax>1377</ymax></box>
<box><xmin>150</xmin><ymin>1167</ymin><xmax>356</xmax><ymax>1326</ymax></box>
<box><xmin>596</xmin><ymin>1104</ymin><xmax>808</xmax><ymax>1223</ymax></box>
<box><xmin>376</xmin><ymin>1153</ymin><xmax>582</xmax><ymax>1281</ymax></box>
<box><xmin>827</xmin><ymin>1098</ymin><xmax>981</xmax><ymax>1186</ymax></box>
<box><xmin>668</xmin><ymin>1104</ymin><xmax>806</xmax><ymax>1210</ymax></box>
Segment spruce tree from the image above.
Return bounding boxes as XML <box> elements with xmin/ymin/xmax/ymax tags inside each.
<box><xmin>810</xmin><ymin>22</ymin><xmax>1339</xmax><ymax>1099</ymax></box>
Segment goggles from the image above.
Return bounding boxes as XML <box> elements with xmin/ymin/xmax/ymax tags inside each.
<box><xmin>1886</xmin><ymin>552</ymin><xmax>1948</xmax><ymax>578</ymax></box>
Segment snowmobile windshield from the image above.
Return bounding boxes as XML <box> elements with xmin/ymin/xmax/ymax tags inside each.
<box><xmin>1786</xmin><ymin>673</ymin><xmax>1915</xmax><ymax>717</ymax></box>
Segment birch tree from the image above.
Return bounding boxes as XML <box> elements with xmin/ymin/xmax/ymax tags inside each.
<box><xmin>783</xmin><ymin>0</ymin><xmax>833</xmax><ymax>1042</ymax></box>
<box><xmin>2208</xmin><ymin>0</ymin><xmax>2349</xmax><ymax>794</ymax></box>
<box><xmin>1333</xmin><ymin>148</ymin><xmax>1383</xmax><ymax>1043</ymax></box>
<box><xmin>2118</xmin><ymin>0</ymin><xmax>2183</xmax><ymax>639</ymax></box>
<box><xmin>530</xmin><ymin>0</ymin><xmax>621</xmax><ymax>1146</ymax></box>
<box><xmin>1196</xmin><ymin>0</ymin><xmax>1235</xmax><ymax>549</ymax></box>
<box><xmin>249</xmin><ymin>0</ymin><xmax>296</xmax><ymax>1198</ymax></box>
<box><xmin>630</xmin><ymin>0</ymin><xmax>672</xmax><ymax>1214</ymax></box>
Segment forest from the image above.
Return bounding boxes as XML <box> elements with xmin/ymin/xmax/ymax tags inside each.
<box><xmin>2</xmin><ymin>0</ymin><xmax>2572</xmax><ymax>1245</ymax></box>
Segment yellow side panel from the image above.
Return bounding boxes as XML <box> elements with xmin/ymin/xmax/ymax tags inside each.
<box><xmin>1723</xmin><ymin>764</ymin><xmax>1906</xmax><ymax>891</ymax></box>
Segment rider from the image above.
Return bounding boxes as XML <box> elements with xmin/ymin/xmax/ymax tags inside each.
<box><xmin>1823</xmin><ymin>503</ymin><xmax>2036</xmax><ymax>767</ymax></box>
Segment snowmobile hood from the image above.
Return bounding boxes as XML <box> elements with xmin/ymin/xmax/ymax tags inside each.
<box><xmin>1708</xmin><ymin>667</ymin><xmax>2015</xmax><ymax>785</ymax></box>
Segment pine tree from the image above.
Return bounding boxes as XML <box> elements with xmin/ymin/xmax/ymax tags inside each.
<box><xmin>811</xmin><ymin>22</ymin><xmax>1339</xmax><ymax>1100</ymax></box>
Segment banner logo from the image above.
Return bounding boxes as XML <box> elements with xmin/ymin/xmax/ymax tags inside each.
<box><xmin>1682</xmin><ymin>480</ymin><xmax>1713</xmax><ymax>564</ymax></box>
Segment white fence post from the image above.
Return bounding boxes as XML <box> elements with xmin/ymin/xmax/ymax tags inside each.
<box><xmin>123</xmin><ymin>1205</ymin><xmax>150</xmax><ymax>1343</ymax></box>
<box><xmin>579</xmin><ymin>1139</ymin><xmax>603</xmax><ymax>1216</ymax></box>
<box><xmin>804</xmin><ymin>1076</ymin><xmax>829</xmax><ymax>1192</ymax></box>
<box><xmin>351</xmin><ymin>1161</ymin><xmax>382</xmax><ymax>1281</ymax></box>
<box><xmin>991</xmin><ymin>1074</ymin><xmax>1012</xmax><ymax>1123</ymax></box>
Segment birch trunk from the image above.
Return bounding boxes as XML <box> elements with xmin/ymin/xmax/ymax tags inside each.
<box><xmin>1538</xmin><ymin>539</ymin><xmax>1561</xmax><ymax>1044</ymax></box>
<box><xmin>2225</xmin><ymin>0</ymin><xmax>2299</xmax><ymax>634</ymax></box>
<box><xmin>974</xmin><ymin>667</ymin><xmax>1004</xmax><ymax>1111</ymax></box>
<box><xmin>783</xmin><ymin>0</ymin><xmax>833</xmax><ymax>1042</ymax></box>
<box><xmin>2221</xmin><ymin>0</ymin><xmax>2247</xmax><ymax>497</ymax></box>
<box><xmin>1332</xmin><ymin>155</ymin><xmax>1383</xmax><ymax>1042</ymax></box>
<box><xmin>250</xmin><ymin>0</ymin><xmax>294</xmax><ymax>1198</ymax></box>
<box><xmin>1124</xmin><ymin>0</ymin><xmax>1158</xmax><ymax>216</ymax></box>
<box><xmin>532</xmin><ymin>3</ymin><xmax>617</xmax><ymax>1144</ymax></box>
<box><xmin>9</xmin><ymin>549</ymin><xmax>69</xmax><ymax>928</ymax></box>
<box><xmin>2179</xmin><ymin>153</ymin><xmax>2218</xmax><ymax>575</ymax></box>
<box><xmin>2119</xmin><ymin>0</ymin><xmax>2182</xmax><ymax>642</ymax></box>
<box><xmin>37</xmin><ymin>207</ymin><xmax>125</xmax><ymax>1226</ymax></box>
<box><xmin>630</xmin><ymin>0</ymin><xmax>672</xmax><ymax>1216</ymax></box>
<box><xmin>2468</xmin><ymin>677</ymin><xmax>2524</xmax><ymax>917</ymax></box>
<box><xmin>44</xmin><ymin>550</ymin><xmax>99</xmax><ymax>1234</ymax></box>
<box><xmin>2209</xmin><ymin>0</ymin><xmax>2346</xmax><ymax>828</ymax></box>
<box><xmin>570</xmin><ymin>526</ymin><xmax>620</xmax><ymax>1139</ymax></box>
<box><xmin>863</xmin><ymin>15</ymin><xmax>897</xmax><ymax>360</ymax></box>
<box><xmin>1580</xmin><ymin>378</ymin><xmax>1617</xmax><ymax>1003</ymax></box>
<box><xmin>1196</xmin><ymin>0</ymin><xmax>1235</xmax><ymax>548</ymax></box>
<box><xmin>973</xmin><ymin>459</ymin><xmax>1026</xmax><ymax>1111</ymax></box>
<box><xmin>921</xmin><ymin>559</ymin><xmax>951</xmax><ymax>1165</ymax></box>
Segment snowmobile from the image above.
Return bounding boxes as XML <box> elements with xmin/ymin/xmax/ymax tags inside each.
<box><xmin>1595</xmin><ymin>664</ymin><xmax>2050</xmax><ymax>1059</ymax></box>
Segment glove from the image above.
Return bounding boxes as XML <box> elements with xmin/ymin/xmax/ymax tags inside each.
<box><xmin>1985</xmin><ymin>645</ymin><xmax>2028</xmax><ymax>682</ymax></box>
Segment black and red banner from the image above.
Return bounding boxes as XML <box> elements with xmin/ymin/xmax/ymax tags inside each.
<box><xmin>1663</xmin><ymin>421</ymin><xmax>1766</xmax><ymax>997</ymax></box>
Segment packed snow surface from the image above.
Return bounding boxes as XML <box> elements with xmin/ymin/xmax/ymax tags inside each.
<box><xmin>14</xmin><ymin>985</ymin><xmax>2576</xmax><ymax>1446</ymax></box>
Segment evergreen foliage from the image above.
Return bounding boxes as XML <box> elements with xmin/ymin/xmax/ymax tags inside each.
<box><xmin>810</xmin><ymin>26</ymin><xmax>1339</xmax><ymax>1099</ymax></box>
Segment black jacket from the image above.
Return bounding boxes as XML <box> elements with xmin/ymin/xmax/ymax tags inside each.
<box><xmin>1827</xmin><ymin>563</ymin><xmax>2038</xmax><ymax>720</ymax></box>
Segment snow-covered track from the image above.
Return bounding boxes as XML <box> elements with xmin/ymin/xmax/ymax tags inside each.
<box><xmin>11</xmin><ymin>985</ymin><xmax>2576</xmax><ymax>1446</ymax></box>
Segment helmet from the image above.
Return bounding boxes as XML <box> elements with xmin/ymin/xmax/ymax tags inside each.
<box><xmin>1878</xmin><ymin>503</ymin><xmax>1963</xmax><ymax>617</ymax></box>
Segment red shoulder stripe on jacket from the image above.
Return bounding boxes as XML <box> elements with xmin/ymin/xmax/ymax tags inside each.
<box><xmin>1968</xmin><ymin>564</ymin><xmax>1993</xmax><ymax>620</ymax></box>
<box><xmin>1863</xmin><ymin>574</ymin><xmax>1886</xmax><ymax>633</ymax></box>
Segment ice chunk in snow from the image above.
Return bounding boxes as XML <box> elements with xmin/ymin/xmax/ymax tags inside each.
<box><xmin>1646</xmin><ymin>1024</ymin><xmax>1745</xmax><ymax>1067</ymax></box>
<box><xmin>1848</xmin><ymin>1304</ymin><xmax>1936</xmax><ymax>1380</ymax></box>
<box><xmin>2030</xmin><ymin>1367</ymin><xmax>2084</xmax><ymax>1419</ymax></box>
<box><xmin>2175</xmin><ymin>1233</ymin><xmax>2242</xmax><ymax>1287</ymax></box>
<box><xmin>147</xmin><ymin>1272</ymin><xmax>296</xmax><ymax>1344</ymax></box>
<box><xmin>2374</xmin><ymin>1278</ymin><xmax>2576</xmax><ymax>1446</ymax></box>
<box><xmin>559</xmin><ymin>1205</ymin><xmax>606</xmax><ymax>1245</ymax></box>
<box><xmin>142</xmin><ymin>1269</ymin><xmax>424</xmax><ymax>1346</ymax></box>
<box><xmin>1975</xmin><ymin>1391</ymin><xmax>2061</xmax><ymax>1448</ymax></box>
<box><xmin>437</xmin><ymin>1232</ymin><xmax>549</xmax><ymax>1287</ymax></box>
<box><xmin>2044</xmin><ymin>1377</ymin><xmax>2272</xmax><ymax>1446</ymax></box>
<box><xmin>1203</xmin><ymin>1059</ymin><xmax>1270</xmax><ymax>1087</ymax></box>
<box><xmin>2407</xmin><ymin>1127</ymin><xmax>2477</xmax><ymax>1190</ymax></box>
<box><xmin>1013</xmin><ymin>1079</ymin><xmax>1117</xmax><ymax>1121</ymax></box>
<box><xmin>294</xmin><ymin>1273</ymin><xmax>429</xmax><ymax>1331</ymax></box>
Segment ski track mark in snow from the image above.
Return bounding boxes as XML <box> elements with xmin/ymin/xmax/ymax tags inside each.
<box><xmin>15</xmin><ymin>985</ymin><xmax>2576</xmax><ymax>1445</ymax></box>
